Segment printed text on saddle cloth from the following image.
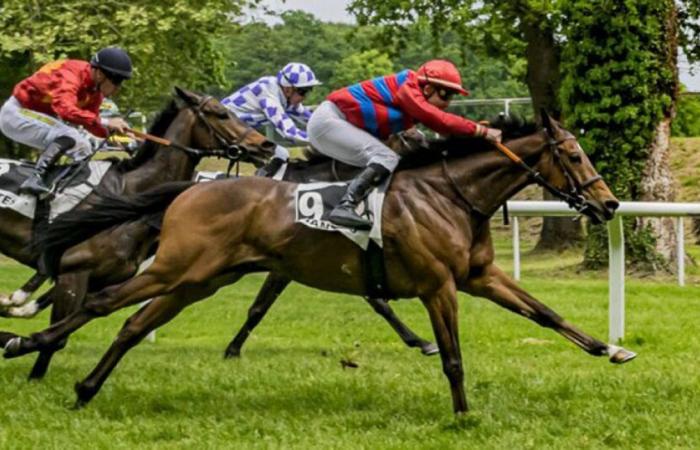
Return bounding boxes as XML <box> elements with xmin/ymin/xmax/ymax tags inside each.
<box><xmin>294</xmin><ymin>181</ymin><xmax>387</xmax><ymax>250</ymax></box>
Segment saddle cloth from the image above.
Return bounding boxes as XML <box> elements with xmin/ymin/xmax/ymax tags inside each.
<box><xmin>0</xmin><ymin>158</ymin><xmax>111</xmax><ymax>221</ymax></box>
<box><xmin>294</xmin><ymin>178</ymin><xmax>390</xmax><ymax>250</ymax></box>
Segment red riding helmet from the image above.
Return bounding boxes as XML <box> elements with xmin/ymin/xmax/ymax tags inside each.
<box><xmin>416</xmin><ymin>60</ymin><xmax>469</xmax><ymax>96</ymax></box>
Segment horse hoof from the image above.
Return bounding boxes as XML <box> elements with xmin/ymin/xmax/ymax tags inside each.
<box><xmin>609</xmin><ymin>346</ymin><xmax>637</xmax><ymax>364</ymax></box>
<box><xmin>421</xmin><ymin>343</ymin><xmax>439</xmax><ymax>356</ymax></box>
<box><xmin>71</xmin><ymin>398</ymin><xmax>88</xmax><ymax>410</ymax></box>
<box><xmin>3</xmin><ymin>337</ymin><xmax>22</xmax><ymax>357</ymax></box>
<box><xmin>224</xmin><ymin>349</ymin><xmax>241</xmax><ymax>359</ymax></box>
<box><xmin>0</xmin><ymin>294</ymin><xmax>11</xmax><ymax>307</ymax></box>
<box><xmin>74</xmin><ymin>382</ymin><xmax>96</xmax><ymax>407</ymax></box>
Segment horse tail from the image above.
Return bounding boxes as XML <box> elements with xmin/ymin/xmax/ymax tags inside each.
<box><xmin>36</xmin><ymin>181</ymin><xmax>195</xmax><ymax>278</ymax></box>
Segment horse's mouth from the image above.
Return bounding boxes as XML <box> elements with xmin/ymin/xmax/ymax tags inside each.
<box><xmin>582</xmin><ymin>199</ymin><xmax>617</xmax><ymax>224</ymax></box>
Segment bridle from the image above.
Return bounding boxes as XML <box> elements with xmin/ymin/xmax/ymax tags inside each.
<box><xmin>531</xmin><ymin>131</ymin><xmax>602</xmax><ymax>212</ymax></box>
<box><xmin>442</xmin><ymin>129</ymin><xmax>602</xmax><ymax>216</ymax></box>
<box><xmin>186</xmin><ymin>95</ymin><xmax>258</xmax><ymax>164</ymax></box>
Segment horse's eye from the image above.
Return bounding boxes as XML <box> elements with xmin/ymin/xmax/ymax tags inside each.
<box><xmin>569</xmin><ymin>154</ymin><xmax>582</xmax><ymax>164</ymax></box>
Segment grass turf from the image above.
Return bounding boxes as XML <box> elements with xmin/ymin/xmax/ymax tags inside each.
<box><xmin>1</xmin><ymin>137</ymin><xmax>699</xmax><ymax>448</ymax></box>
<box><xmin>1</xmin><ymin>237</ymin><xmax>699</xmax><ymax>449</ymax></box>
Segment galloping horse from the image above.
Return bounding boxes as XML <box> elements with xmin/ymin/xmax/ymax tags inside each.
<box><xmin>0</xmin><ymin>87</ymin><xmax>274</xmax><ymax>378</ymax></box>
<box><xmin>5</xmin><ymin>112</ymin><xmax>636</xmax><ymax>412</ymax></box>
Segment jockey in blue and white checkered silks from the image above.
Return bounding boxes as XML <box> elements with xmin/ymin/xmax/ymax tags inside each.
<box><xmin>221</xmin><ymin>62</ymin><xmax>322</xmax><ymax>177</ymax></box>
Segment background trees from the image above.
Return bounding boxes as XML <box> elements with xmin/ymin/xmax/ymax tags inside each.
<box><xmin>0</xmin><ymin>0</ymin><xmax>254</xmax><ymax>156</ymax></box>
<box><xmin>348</xmin><ymin>0</ymin><xmax>700</xmax><ymax>270</ymax></box>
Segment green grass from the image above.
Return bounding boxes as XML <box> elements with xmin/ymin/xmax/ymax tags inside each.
<box><xmin>1</xmin><ymin>138</ymin><xmax>700</xmax><ymax>448</ymax></box>
<box><xmin>1</xmin><ymin>245</ymin><xmax>700</xmax><ymax>449</ymax></box>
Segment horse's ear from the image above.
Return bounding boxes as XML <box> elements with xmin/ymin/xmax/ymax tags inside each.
<box><xmin>540</xmin><ymin>108</ymin><xmax>553</xmax><ymax>135</ymax></box>
<box><xmin>174</xmin><ymin>86</ymin><xmax>197</xmax><ymax>105</ymax></box>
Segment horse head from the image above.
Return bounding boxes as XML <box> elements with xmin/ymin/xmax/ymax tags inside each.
<box><xmin>537</xmin><ymin>110</ymin><xmax>619</xmax><ymax>224</ymax></box>
<box><xmin>174</xmin><ymin>87</ymin><xmax>275</xmax><ymax>166</ymax></box>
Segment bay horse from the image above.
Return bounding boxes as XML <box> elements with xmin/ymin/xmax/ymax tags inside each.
<box><xmin>0</xmin><ymin>87</ymin><xmax>275</xmax><ymax>378</ymax></box>
<box><xmin>5</xmin><ymin>112</ymin><xmax>636</xmax><ymax>412</ymax></box>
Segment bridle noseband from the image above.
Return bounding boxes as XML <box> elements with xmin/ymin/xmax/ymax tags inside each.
<box><xmin>543</xmin><ymin>133</ymin><xmax>602</xmax><ymax>212</ymax></box>
<box><xmin>186</xmin><ymin>95</ymin><xmax>257</xmax><ymax>163</ymax></box>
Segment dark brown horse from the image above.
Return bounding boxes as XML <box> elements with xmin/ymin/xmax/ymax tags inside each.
<box><xmin>5</xmin><ymin>113</ymin><xmax>636</xmax><ymax>412</ymax></box>
<box><xmin>0</xmin><ymin>87</ymin><xmax>274</xmax><ymax>378</ymax></box>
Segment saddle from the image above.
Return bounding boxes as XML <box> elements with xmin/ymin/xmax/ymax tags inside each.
<box><xmin>0</xmin><ymin>158</ymin><xmax>111</xmax><ymax>221</ymax></box>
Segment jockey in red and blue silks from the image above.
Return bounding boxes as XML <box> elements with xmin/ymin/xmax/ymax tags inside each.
<box><xmin>307</xmin><ymin>59</ymin><xmax>502</xmax><ymax>230</ymax></box>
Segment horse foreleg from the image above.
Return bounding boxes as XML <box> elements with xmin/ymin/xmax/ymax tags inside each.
<box><xmin>365</xmin><ymin>297</ymin><xmax>438</xmax><ymax>356</ymax></box>
<box><xmin>463</xmin><ymin>264</ymin><xmax>636</xmax><ymax>363</ymax></box>
<box><xmin>4</xmin><ymin>270</ymin><xmax>171</xmax><ymax>359</ymax></box>
<box><xmin>421</xmin><ymin>279</ymin><xmax>468</xmax><ymax>413</ymax></box>
<box><xmin>0</xmin><ymin>272</ymin><xmax>48</xmax><ymax>309</ymax></box>
<box><xmin>74</xmin><ymin>273</ymin><xmax>241</xmax><ymax>407</ymax></box>
<box><xmin>224</xmin><ymin>272</ymin><xmax>291</xmax><ymax>359</ymax></box>
<box><xmin>28</xmin><ymin>271</ymin><xmax>89</xmax><ymax>380</ymax></box>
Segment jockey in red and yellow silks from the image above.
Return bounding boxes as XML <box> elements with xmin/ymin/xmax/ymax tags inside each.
<box><xmin>307</xmin><ymin>59</ymin><xmax>502</xmax><ymax>230</ymax></box>
<box><xmin>13</xmin><ymin>60</ymin><xmax>110</xmax><ymax>138</ymax></box>
<box><xmin>0</xmin><ymin>47</ymin><xmax>133</xmax><ymax>196</ymax></box>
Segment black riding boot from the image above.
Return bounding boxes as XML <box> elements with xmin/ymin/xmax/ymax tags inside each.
<box><xmin>328</xmin><ymin>163</ymin><xmax>391</xmax><ymax>230</ymax></box>
<box><xmin>255</xmin><ymin>157</ymin><xmax>286</xmax><ymax>178</ymax></box>
<box><xmin>19</xmin><ymin>141</ymin><xmax>68</xmax><ymax>196</ymax></box>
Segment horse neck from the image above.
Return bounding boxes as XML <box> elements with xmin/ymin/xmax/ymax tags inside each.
<box><xmin>430</xmin><ymin>134</ymin><xmax>548</xmax><ymax>215</ymax></box>
<box><xmin>124</xmin><ymin>109</ymin><xmax>198</xmax><ymax>191</ymax></box>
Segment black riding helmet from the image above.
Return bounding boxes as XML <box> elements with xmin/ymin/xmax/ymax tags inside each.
<box><xmin>90</xmin><ymin>47</ymin><xmax>132</xmax><ymax>84</ymax></box>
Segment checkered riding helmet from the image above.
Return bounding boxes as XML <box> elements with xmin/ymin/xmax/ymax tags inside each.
<box><xmin>277</xmin><ymin>63</ymin><xmax>322</xmax><ymax>88</ymax></box>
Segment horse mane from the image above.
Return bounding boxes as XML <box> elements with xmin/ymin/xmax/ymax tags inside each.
<box><xmin>116</xmin><ymin>100</ymin><xmax>181</xmax><ymax>172</ymax></box>
<box><xmin>398</xmin><ymin>114</ymin><xmax>540</xmax><ymax>170</ymax></box>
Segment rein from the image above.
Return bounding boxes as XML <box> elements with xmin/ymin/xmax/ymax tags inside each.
<box><xmin>491</xmin><ymin>134</ymin><xmax>600</xmax><ymax>213</ymax></box>
<box><xmin>126</xmin><ymin>95</ymin><xmax>257</xmax><ymax>163</ymax></box>
<box><xmin>441</xmin><ymin>131</ymin><xmax>601</xmax><ymax>216</ymax></box>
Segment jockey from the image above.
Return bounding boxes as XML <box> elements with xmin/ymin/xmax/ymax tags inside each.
<box><xmin>221</xmin><ymin>62</ymin><xmax>321</xmax><ymax>177</ymax></box>
<box><xmin>307</xmin><ymin>59</ymin><xmax>503</xmax><ymax>230</ymax></box>
<box><xmin>0</xmin><ymin>47</ymin><xmax>132</xmax><ymax>196</ymax></box>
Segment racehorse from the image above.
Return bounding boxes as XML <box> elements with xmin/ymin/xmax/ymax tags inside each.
<box><xmin>0</xmin><ymin>87</ymin><xmax>275</xmax><ymax>378</ymax></box>
<box><xmin>5</xmin><ymin>112</ymin><xmax>636</xmax><ymax>412</ymax></box>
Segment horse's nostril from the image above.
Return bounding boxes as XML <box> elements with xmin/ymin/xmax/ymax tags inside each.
<box><xmin>605</xmin><ymin>200</ymin><xmax>620</xmax><ymax>211</ymax></box>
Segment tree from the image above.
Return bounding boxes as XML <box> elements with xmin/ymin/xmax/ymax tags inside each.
<box><xmin>0</xmin><ymin>0</ymin><xmax>254</xmax><ymax>157</ymax></box>
<box><xmin>349</xmin><ymin>0</ymin><xmax>700</xmax><ymax>269</ymax></box>
<box><xmin>349</xmin><ymin>0</ymin><xmax>585</xmax><ymax>251</ymax></box>
<box><xmin>560</xmin><ymin>0</ymin><xmax>684</xmax><ymax>270</ymax></box>
<box><xmin>329</xmin><ymin>49</ymin><xmax>394</xmax><ymax>87</ymax></box>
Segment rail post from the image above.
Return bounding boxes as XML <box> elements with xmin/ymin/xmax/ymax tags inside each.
<box><xmin>607</xmin><ymin>215</ymin><xmax>625</xmax><ymax>343</ymax></box>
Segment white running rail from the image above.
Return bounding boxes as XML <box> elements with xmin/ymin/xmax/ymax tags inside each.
<box><xmin>501</xmin><ymin>201</ymin><xmax>700</xmax><ymax>343</ymax></box>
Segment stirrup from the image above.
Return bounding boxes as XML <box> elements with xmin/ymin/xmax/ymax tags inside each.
<box><xmin>328</xmin><ymin>204</ymin><xmax>372</xmax><ymax>230</ymax></box>
<box><xmin>19</xmin><ymin>177</ymin><xmax>51</xmax><ymax>196</ymax></box>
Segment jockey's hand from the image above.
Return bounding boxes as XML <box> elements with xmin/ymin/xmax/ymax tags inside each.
<box><xmin>105</xmin><ymin>117</ymin><xmax>129</xmax><ymax>134</ymax></box>
<box><xmin>485</xmin><ymin>127</ymin><xmax>502</xmax><ymax>144</ymax></box>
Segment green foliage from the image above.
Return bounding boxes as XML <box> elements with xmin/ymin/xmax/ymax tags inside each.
<box><xmin>218</xmin><ymin>11</ymin><xmax>363</xmax><ymax>105</ymax></box>
<box><xmin>560</xmin><ymin>0</ymin><xmax>677</xmax><ymax>269</ymax></box>
<box><xmin>218</xmin><ymin>10</ymin><xmax>527</xmax><ymax>105</ymax></box>
<box><xmin>673</xmin><ymin>94</ymin><xmax>700</xmax><ymax>137</ymax></box>
<box><xmin>2</xmin><ymin>257</ymin><xmax>700</xmax><ymax>447</ymax></box>
<box><xmin>329</xmin><ymin>49</ymin><xmax>394</xmax><ymax>87</ymax></box>
<box><xmin>0</xmin><ymin>0</ymin><xmax>254</xmax><ymax>112</ymax></box>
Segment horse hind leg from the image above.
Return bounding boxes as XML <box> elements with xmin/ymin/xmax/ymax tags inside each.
<box><xmin>75</xmin><ymin>272</ymin><xmax>242</xmax><ymax>407</ymax></box>
<box><xmin>463</xmin><ymin>264</ymin><xmax>636</xmax><ymax>364</ymax></box>
<box><xmin>364</xmin><ymin>297</ymin><xmax>438</xmax><ymax>356</ymax></box>
<box><xmin>28</xmin><ymin>272</ymin><xmax>89</xmax><ymax>380</ymax></box>
<box><xmin>224</xmin><ymin>272</ymin><xmax>291</xmax><ymax>358</ymax></box>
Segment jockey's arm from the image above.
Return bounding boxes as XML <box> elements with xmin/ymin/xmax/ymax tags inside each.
<box><xmin>396</xmin><ymin>77</ymin><xmax>487</xmax><ymax>138</ymax></box>
<box><xmin>50</xmin><ymin>71</ymin><xmax>108</xmax><ymax>138</ymax></box>
<box><xmin>260</xmin><ymin>94</ymin><xmax>310</xmax><ymax>145</ymax></box>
